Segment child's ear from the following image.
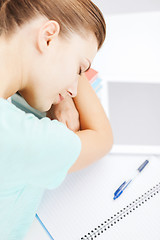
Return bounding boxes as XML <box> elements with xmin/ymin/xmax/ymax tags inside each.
<box><xmin>37</xmin><ymin>20</ymin><xmax>60</xmax><ymax>53</ymax></box>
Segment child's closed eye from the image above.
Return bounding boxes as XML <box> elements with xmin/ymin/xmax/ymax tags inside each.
<box><xmin>78</xmin><ymin>68</ymin><xmax>82</xmax><ymax>75</ymax></box>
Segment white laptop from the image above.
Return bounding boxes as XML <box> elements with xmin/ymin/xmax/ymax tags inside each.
<box><xmin>100</xmin><ymin>81</ymin><xmax>160</xmax><ymax>154</ymax></box>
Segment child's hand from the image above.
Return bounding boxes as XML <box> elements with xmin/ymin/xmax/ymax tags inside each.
<box><xmin>46</xmin><ymin>95</ymin><xmax>80</xmax><ymax>132</ymax></box>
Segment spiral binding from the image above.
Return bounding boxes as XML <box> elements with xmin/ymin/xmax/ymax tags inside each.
<box><xmin>81</xmin><ymin>182</ymin><xmax>160</xmax><ymax>240</ymax></box>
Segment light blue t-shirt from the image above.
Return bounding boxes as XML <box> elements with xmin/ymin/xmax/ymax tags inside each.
<box><xmin>0</xmin><ymin>98</ymin><xmax>81</xmax><ymax>240</ymax></box>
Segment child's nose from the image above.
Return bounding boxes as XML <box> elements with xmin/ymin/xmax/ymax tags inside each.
<box><xmin>67</xmin><ymin>80</ymin><xmax>78</xmax><ymax>98</ymax></box>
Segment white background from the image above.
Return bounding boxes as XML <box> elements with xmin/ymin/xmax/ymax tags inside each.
<box><xmin>93</xmin><ymin>0</ymin><xmax>160</xmax><ymax>15</ymax></box>
<box><xmin>91</xmin><ymin>6</ymin><xmax>160</xmax><ymax>83</ymax></box>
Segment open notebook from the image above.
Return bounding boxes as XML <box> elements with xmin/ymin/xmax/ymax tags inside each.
<box><xmin>36</xmin><ymin>155</ymin><xmax>160</xmax><ymax>240</ymax></box>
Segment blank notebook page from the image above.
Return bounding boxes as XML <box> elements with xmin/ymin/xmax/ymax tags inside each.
<box><xmin>37</xmin><ymin>155</ymin><xmax>160</xmax><ymax>240</ymax></box>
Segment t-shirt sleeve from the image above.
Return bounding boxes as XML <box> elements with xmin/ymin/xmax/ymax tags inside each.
<box><xmin>0</xmin><ymin>100</ymin><xmax>81</xmax><ymax>189</ymax></box>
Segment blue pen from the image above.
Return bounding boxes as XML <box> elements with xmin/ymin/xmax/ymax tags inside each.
<box><xmin>113</xmin><ymin>160</ymin><xmax>149</xmax><ymax>200</ymax></box>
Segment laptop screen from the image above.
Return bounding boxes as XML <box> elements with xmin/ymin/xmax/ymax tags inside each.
<box><xmin>107</xmin><ymin>82</ymin><xmax>160</xmax><ymax>146</ymax></box>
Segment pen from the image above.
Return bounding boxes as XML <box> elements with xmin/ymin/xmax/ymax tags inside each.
<box><xmin>113</xmin><ymin>159</ymin><xmax>149</xmax><ymax>200</ymax></box>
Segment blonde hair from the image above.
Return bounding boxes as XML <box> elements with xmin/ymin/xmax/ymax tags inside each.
<box><xmin>0</xmin><ymin>0</ymin><xmax>106</xmax><ymax>49</ymax></box>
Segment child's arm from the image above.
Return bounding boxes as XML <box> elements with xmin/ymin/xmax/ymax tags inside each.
<box><xmin>68</xmin><ymin>74</ymin><xmax>113</xmax><ymax>173</ymax></box>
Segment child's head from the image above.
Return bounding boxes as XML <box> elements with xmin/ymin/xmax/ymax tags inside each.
<box><xmin>0</xmin><ymin>0</ymin><xmax>106</xmax><ymax>111</ymax></box>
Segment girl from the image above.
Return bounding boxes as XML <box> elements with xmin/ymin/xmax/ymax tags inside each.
<box><xmin>0</xmin><ymin>0</ymin><xmax>113</xmax><ymax>239</ymax></box>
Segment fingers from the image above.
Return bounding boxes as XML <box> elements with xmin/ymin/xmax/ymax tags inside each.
<box><xmin>46</xmin><ymin>96</ymin><xmax>80</xmax><ymax>131</ymax></box>
<box><xmin>66</xmin><ymin>116</ymin><xmax>80</xmax><ymax>132</ymax></box>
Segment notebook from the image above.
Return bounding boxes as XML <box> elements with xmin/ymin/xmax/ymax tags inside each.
<box><xmin>36</xmin><ymin>154</ymin><xmax>160</xmax><ymax>240</ymax></box>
